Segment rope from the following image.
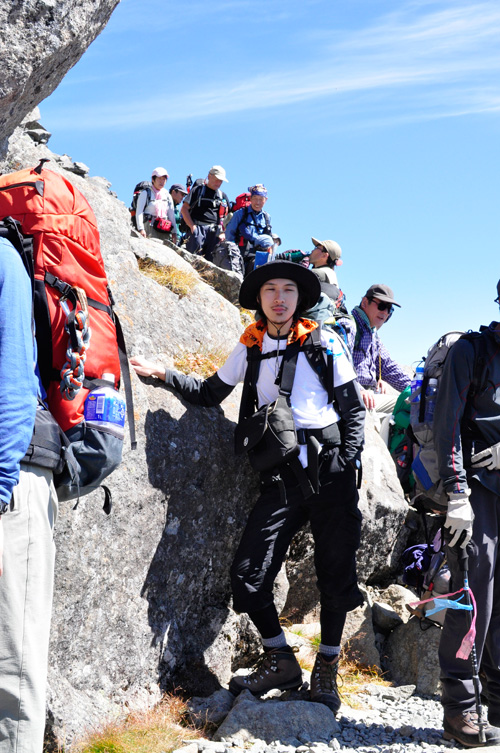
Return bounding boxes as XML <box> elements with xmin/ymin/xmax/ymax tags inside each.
<box><xmin>60</xmin><ymin>307</ymin><xmax>91</xmax><ymax>401</ymax></box>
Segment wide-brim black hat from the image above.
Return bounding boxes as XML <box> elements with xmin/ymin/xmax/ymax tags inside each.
<box><xmin>239</xmin><ymin>260</ymin><xmax>321</xmax><ymax>311</ymax></box>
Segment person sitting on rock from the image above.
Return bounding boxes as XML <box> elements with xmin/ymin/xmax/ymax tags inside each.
<box><xmin>225</xmin><ymin>184</ymin><xmax>274</xmax><ymax>276</ymax></box>
<box><xmin>130</xmin><ymin>260</ymin><xmax>365</xmax><ymax>714</ymax></box>
<box><xmin>136</xmin><ymin>167</ymin><xmax>177</xmax><ymax>244</ymax></box>
<box><xmin>337</xmin><ymin>284</ymin><xmax>410</xmax><ymax>419</ymax></box>
<box><xmin>309</xmin><ymin>236</ymin><xmax>343</xmax><ymax>289</ymax></box>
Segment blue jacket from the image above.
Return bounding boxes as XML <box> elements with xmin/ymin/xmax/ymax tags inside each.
<box><xmin>226</xmin><ymin>207</ymin><xmax>273</xmax><ymax>250</ymax></box>
<box><xmin>0</xmin><ymin>237</ymin><xmax>38</xmax><ymax>506</ymax></box>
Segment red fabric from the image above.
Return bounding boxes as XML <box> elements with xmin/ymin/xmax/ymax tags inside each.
<box><xmin>0</xmin><ymin>166</ymin><xmax>120</xmax><ymax>430</ymax></box>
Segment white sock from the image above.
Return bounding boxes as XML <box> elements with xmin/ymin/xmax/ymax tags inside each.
<box><xmin>261</xmin><ymin>630</ymin><xmax>288</xmax><ymax>650</ymax></box>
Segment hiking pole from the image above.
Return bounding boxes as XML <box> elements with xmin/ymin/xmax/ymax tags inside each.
<box><xmin>457</xmin><ymin>544</ymin><xmax>486</xmax><ymax>744</ymax></box>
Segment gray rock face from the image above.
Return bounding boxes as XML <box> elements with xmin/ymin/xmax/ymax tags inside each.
<box><xmin>214</xmin><ymin>693</ymin><xmax>340</xmax><ymax>746</ymax></box>
<box><xmin>0</xmin><ymin>0</ymin><xmax>120</xmax><ymax>152</ymax></box>
<box><xmin>385</xmin><ymin>616</ymin><xmax>442</xmax><ymax>696</ymax></box>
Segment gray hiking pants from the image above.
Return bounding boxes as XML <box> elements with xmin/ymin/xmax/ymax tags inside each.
<box><xmin>0</xmin><ymin>465</ymin><xmax>58</xmax><ymax>753</ymax></box>
<box><xmin>439</xmin><ymin>478</ymin><xmax>500</xmax><ymax>716</ymax></box>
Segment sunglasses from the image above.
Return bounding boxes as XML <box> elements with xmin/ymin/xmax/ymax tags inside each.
<box><xmin>368</xmin><ymin>298</ymin><xmax>394</xmax><ymax>314</ymax></box>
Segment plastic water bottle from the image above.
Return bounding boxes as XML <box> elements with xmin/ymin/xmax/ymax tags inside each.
<box><xmin>424</xmin><ymin>378</ymin><xmax>438</xmax><ymax>424</ymax></box>
<box><xmin>84</xmin><ymin>373</ymin><xmax>125</xmax><ymax>439</ymax></box>
<box><xmin>410</xmin><ymin>364</ymin><xmax>424</xmax><ymax>423</ymax></box>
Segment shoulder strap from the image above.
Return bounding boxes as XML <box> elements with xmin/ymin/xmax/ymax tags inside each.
<box><xmin>461</xmin><ymin>331</ymin><xmax>490</xmax><ymax>398</ymax></box>
<box><xmin>302</xmin><ymin>326</ymin><xmax>335</xmax><ymax>404</ymax></box>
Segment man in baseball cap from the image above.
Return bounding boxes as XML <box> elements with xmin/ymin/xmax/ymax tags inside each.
<box><xmin>337</xmin><ymin>283</ymin><xmax>410</xmax><ymax>417</ymax></box>
<box><xmin>169</xmin><ymin>184</ymin><xmax>188</xmax><ymax>241</ymax></box>
<box><xmin>309</xmin><ymin>237</ymin><xmax>343</xmax><ymax>287</ymax></box>
<box><xmin>181</xmin><ymin>166</ymin><xmax>230</xmax><ymax>260</ymax></box>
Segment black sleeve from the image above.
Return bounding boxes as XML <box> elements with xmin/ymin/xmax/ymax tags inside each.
<box><xmin>164</xmin><ymin>369</ymin><xmax>235</xmax><ymax>407</ymax></box>
<box><xmin>334</xmin><ymin>379</ymin><xmax>366</xmax><ymax>462</ymax></box>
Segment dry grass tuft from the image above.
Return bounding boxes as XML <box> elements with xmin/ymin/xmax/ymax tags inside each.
<box><xmin>174</xmin><ymin>347</ymin><xmax>229</xmax><ymax>379</ymax></box>
<box><xmin>137</xmin><ymin>258</ymin><xmax>198</xmax><ymax>298</ymax></box>
<box><xmin>71</xmin><ymin>694</ymin><xmax>202</xmax><ymax>753</ymax></box>
<box><xmin>239</xmin><ymin>307</ymin><xmax>255</xmax><ymax>328</ymax></box>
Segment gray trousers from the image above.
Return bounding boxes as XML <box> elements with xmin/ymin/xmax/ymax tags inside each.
<box><xmin>439</xmin><ymin>479</ymin><xmax>500</xmax><ymax>715</ymax></box>
<box><xmin>0</xmin><ymin>465</ymin><xmax>58</xmax><ymax>753</ymax></box>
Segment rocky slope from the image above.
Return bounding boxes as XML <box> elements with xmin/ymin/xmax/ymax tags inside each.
<box><xmin>0</xmin><ymin>118</ymin><xmax>431</xmax><ymax>749</ymax></box>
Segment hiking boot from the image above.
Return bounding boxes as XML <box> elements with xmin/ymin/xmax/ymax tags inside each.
<box><xmin>310</xmin><ymin>653</ymin><xmax>341</xmax><ymax>714</ymax></box>
<box><xmin>228</xmin><ymin>647</ymin><xmax>302</xmax><ymax>696</ymax></box>
<box><xmin>443</xmin><ymin>709</ymin><xmax>500</xmax><ymax>747</ymax></box>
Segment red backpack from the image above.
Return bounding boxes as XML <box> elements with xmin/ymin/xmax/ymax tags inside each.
<box><xmin>0</xmin><ymin>160</ymin><xmax>135</xmax><ymax>505</ymax></box>
<box><xmin>233</xmin><ymin>192</ymin><xmax>251</xmax><ymax>212</ymax></box>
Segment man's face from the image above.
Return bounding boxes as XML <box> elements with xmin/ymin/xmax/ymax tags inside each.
<box><xmin>207</xmin><ymin>173</ymin><xmax>223</xmax><ymax>190</ymax></box>
<box><xmin>309</xmin><ymin>244</ymin><xmax>328</xmax><ymax>267</ymax></box>
<box><xmin>362</xmin><ymin>296</ymin><xmax>393</xmax><ymax>329</ymax></box>
<box><xmin>250</xmin><ymin>194</ymin><xmax>267</xmax><ymax>212</ymax></box>
<box><xmin>171</xmin><ymin>189</ymin><xmax>185</xmax><ymax>205</ymax></box>
<box><xmin>258</xmin><ymin>278</ymin><xmax>299</xmax><ymax>324</ymax></box>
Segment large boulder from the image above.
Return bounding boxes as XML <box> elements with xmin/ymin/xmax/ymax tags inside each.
<box><xmin>0</xmin><ymin>0</ymin><xmax>120</xmax><ymax>153</ymax></box>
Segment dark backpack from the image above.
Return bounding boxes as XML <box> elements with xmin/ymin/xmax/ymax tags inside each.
<box><xmin>130</xmin><ymin>181</ymin><xmax>152</xmax><ymax>229</ymax></box>
<box><xmin>409</xmin><ymin>331</ymin><xmax>488</xmax><ymax>513</ymax></box>
<box><xmin>0</xmin><ymin>162</ymin><xmax>136</xmax><ymax>510</ymax></box>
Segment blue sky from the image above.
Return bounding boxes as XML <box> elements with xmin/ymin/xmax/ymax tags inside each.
<box><xmin>41</xmin><ymin>0</ymin><xmax>500</xmax><ymax>366</ymax></box>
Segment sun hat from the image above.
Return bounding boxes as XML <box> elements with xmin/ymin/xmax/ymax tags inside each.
<box><xmin>311</xmin><ymin>237</ymin><xmax>342</xmax><ymax>263</ymax></box>
<box><xmin>152</xmin><ymin>167</ymin><xmax>169</xmax><ymax>178</ymax></box>
<box><xmin>208</xmin><ymin>165</ymin><xmax>228</xmax><ymax>182</ymax></box>
<box><xmin>239</xmin><ymin>260</ymin><xmax>321</xmax><ymax>311</ymax></box>
<box><xmin>495</xmin><ymin>279</ymin><xmax>500</xmax><ymax>304</ymax></box>
<box><xmin>365</xmin><ymin>283</ymin><xmax>401</xmax><ymax>307</ymax></box>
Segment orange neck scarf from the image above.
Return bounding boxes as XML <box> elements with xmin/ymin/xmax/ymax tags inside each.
<box><xmin>240</xmin><ymin>318</ymin><xmax>318</xmax><ymax>351</ymax></box>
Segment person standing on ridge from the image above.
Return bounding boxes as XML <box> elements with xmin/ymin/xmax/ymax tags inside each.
<box><xmin>130</xmin><ymin>260</ymin><xmax>366</xmax><ymax>714</ymax></box>
<box><xmin>136</xmin><ymin>167</ymin><xmax>177</xmax><ymax>244</ymax></box>
<box><xmin>181</xmin><ymin>165</ymin><xmax>230</xmax><ymax>261</ymax></box>
<box><xmin>433</xmin><ymin>279</ymin><xmax>500</xmax><ymax>747</ymax></box>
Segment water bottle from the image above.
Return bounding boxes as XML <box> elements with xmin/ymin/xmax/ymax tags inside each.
<box><xmin>424</xmin><ymin>378</ymin><xmax>438</xmax><ymax>424</ymax></box>
<box><xmin>410</xmin><ymin>364</ymin><xmax>424</xmax><ymax>423</ymax></box>
<box><xmin>84</xmin><ymin>373</ymin><xmax>125</xmax><ymax>439</ymax></box>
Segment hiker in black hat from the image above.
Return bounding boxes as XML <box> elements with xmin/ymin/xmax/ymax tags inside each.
<box><xmin>131</xmin><ymin>260</ymin><xmax>365</xmax><ymax>713</ymax></box>
<box><xmin>337</xmin><ymin>283</ymin><xmax>410</xmax><ymax>421</ymax></box>
<box><xmin>432</xmin><ymin>279</ymin><xmax>500</xmax><ymax>747</ymax></box>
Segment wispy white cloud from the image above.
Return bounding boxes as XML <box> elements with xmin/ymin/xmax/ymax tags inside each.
<box><xmin>47</xmin><ymin>1</ymin><xmax>500</xmax><ymax>130</ymax></box>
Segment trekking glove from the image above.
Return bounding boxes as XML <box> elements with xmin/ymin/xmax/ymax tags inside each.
<box><xmin>445</xmin><ymin>491</ymin><xmax>474</xmax><ymax>549</ymax></box>
<box><xmin>471</xmin><ymin>441</ymin><xmax>500</xmax><ymax>471</ymax></box>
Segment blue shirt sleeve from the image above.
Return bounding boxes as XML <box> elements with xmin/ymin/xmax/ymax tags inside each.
<box><xmin>225</xmin><ymin>208</ymin><xmax>243</xmax><ymax>243</ymax></box>
<box><xmin>0</xmin><ymin>238</ymin><xmax>38</xmax><ymax>506</ymax></box>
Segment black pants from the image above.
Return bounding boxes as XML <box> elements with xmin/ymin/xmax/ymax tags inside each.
<box><xmin>230</xmin><ymin>460</ymin><xmax>363</xmax><ymax>616</ymax></box>
<box><xmin>440</xmin><ymin>479</ymin><xmax>500</xmax><ymax>715</ymax></box>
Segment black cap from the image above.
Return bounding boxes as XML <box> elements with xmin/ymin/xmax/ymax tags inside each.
<box><xmin>170</xmin><ymin>183</ymin><xmax>188</xmax><ymax>194</ymax></box>
<box><xmin>239</xmin><ymin>260</ymin><xmax>321</xmax><ymax>311</ymax></box>
<box><xmin>496</xmin><ymin>279</ymin><xmax>500</xmax><ymax>304</ymax></box>
<box><xmin>364</xmin><ymin>283</ymin><xmax>401</xmax><ymax>308</ymax></box>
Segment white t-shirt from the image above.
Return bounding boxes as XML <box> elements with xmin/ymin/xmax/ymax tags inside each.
<box><xmin>217</xmin><ymin>328</ymin><xmax>356</xmax><ymax>466</ymax></box>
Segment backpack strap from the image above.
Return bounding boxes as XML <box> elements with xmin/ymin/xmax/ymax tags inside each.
<box><xmin>302</xmin><ymin>325</ymin><xmax>335</xmax><ymax>405</ymax></box>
